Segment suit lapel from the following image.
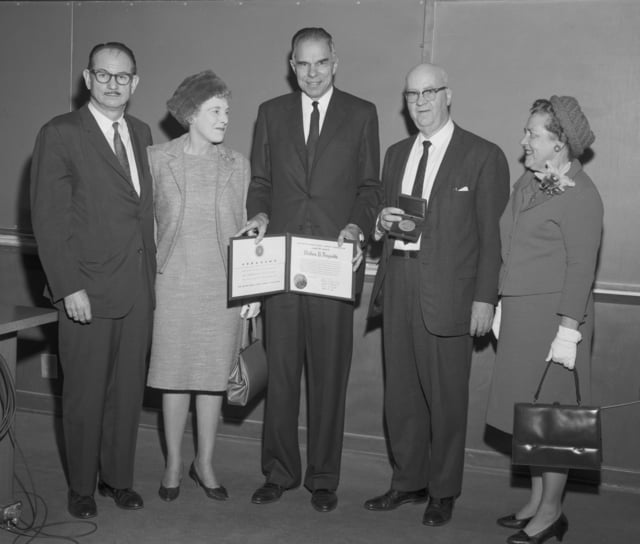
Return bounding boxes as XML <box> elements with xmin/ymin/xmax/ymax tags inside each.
<box><xmin>390</xmin><ymin>137</ymin><xmax>417</xmax><ymax>204</ymax></box>
<box><xmin>81</xmin><ymin>106</ymin><xmax>140</xmax><ymax>197</ymax></box>
<box><xmin>127</xmin><ymin>116</ymin><xmax>148</xmax><ymax>200</ymax></box>
<box><xmin>311</xmin><ymin>90</ymin><xmax>346</xmax><ymax>171</ymax></box>
<box><xmin>428</xmin><ymin>124</ymin><xmax>464</xmax><ymax>203</ymax></box>
<box><xmin>382</xmin><ymin>137</ymin><xmax>415</xmax><ymax>259</ymax></box>
<box><xmin>284</xmin><ymin>95</ymin><xmax>307</xmax><ymax>176</ymax></box>
<box><xmin>80</xmin><ymin>106</ymin><xmax>126</xmax><ymax>180</ymax></box>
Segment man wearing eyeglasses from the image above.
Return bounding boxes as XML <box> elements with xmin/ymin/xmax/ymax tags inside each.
<box><xmin>364</xmin><ymin>63</ymin><xmax>509</xmax><ymax>527</ymax></box>
<box><xmin>30</xmin><ymin>42</ymin><xmax>155</xmax><ymax>520</ymax></box>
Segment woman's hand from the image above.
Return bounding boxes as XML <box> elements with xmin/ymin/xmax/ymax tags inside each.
<box><xmin>240</xmin><ymin>302</ymin><xmax>261</xmax><ymax>319</ymax></box>
<box><xmin>546</xmin><ymin>325</ymin><xmax>582</xmax><ymax>369</ymax></box>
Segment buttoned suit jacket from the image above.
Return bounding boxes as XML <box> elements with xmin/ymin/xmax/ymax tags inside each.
<box><xmin>31</xmin><ymin>104</ymin><xmax>156</xmax><ymax>318</ymax></box>
<box><xmin>247</xmin><ymin>88</ymin><xmax>381</xmax><ymax>292</ymax></box>
<box><xmin>369</xmin><ymin>125</ymin><xmax>510</xmax><ymax>336</ymax></box>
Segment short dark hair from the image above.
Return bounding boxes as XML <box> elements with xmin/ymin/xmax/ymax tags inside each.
<box><xmin>529</xmin><ymin>99</ymin><xmax>572</xmax><ymax>157</ymax></box>
<box><xmin>88</xmin><ymin>42</ymin><xmax>137</xmax><ymax>74</ymax></box>
<box><xmin>291</xmin><ymin>27</ymin><xmax>335</xmax><ymax>57</ymax></box>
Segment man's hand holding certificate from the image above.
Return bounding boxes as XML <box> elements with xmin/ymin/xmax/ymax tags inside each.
<box><xmin>229</xmin><ymin>234</ymin><xmax>356</xmax><ymax>301</ymax></box>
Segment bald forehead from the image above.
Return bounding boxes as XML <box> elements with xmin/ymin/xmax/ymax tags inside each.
<box><xmin>406</xmin><ymin>64</ymin><xmax>447</xmax><ymax>88</ymax></box>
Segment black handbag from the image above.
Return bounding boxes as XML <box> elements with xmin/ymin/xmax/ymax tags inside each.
<box><xmin>512</xmin><ymin>361</ymin><xmax>602</xmax><ymax>470</ymax></box>
<box><xmin>227</xmin><ymin>317</ymin><xmax>268</xmax><ymax>406</ymax></box>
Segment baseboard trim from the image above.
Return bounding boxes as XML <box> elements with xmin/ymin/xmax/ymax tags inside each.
<box><xmin>16</xmin><ymin>391</ymin><xmax>640</xmax><ymax>493</ymax></box>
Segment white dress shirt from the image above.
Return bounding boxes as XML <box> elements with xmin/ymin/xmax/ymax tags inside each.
<box><xmin>394</xmin><ymin>118</ymin><xmax>455</xmax><ymax>250</ymax></box>
<box><xmin>88</xmin><ymin>102</ymin><xmax>141</xmax><ymax>195</ymax></box>
<box><xmin>301</xmin><ymin>87</ymin><xmax>334</xmax><ymax>142</ymax></box>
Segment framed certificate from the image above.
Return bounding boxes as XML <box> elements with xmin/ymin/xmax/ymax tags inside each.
<box><xmin>229</xmin><ymin>234</ymin><xmax>355</xmax><ymax>302</ymax></box>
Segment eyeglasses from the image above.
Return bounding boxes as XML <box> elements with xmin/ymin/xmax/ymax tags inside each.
<box><xmin>90</xmin><ymin>69</ymin><xmax>134</xmax><ymax>85</ymax></box>
<box><xmin>404</xmin><ymin>86</ymin><xmax>447</xmax><ymax>103</ymax></box>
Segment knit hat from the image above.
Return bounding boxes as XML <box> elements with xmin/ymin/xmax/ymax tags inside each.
<box><xmin>549</xmin><ymin>95</ymin><xmax>595</xmax><ymax>157</ymax></box>
<box><xmin>167</xmin><ymin>70</ymin><xmax>230</xmax><ymax>128</ymax></box>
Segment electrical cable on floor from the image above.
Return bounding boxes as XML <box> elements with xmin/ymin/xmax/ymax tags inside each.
<box><xmin>0</xmin><ymin>353</ymin><xmax>98</xmax><ymax>542</ymax></box>
<box><xmin>0</xmin><ymin>351</ymin><xmax>16</xmax><ymax>442</ymax></box>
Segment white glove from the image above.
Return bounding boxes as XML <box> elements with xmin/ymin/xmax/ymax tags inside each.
<box><xmin>240</xmin><ymin>302</ymin><xmax>261</xmax><ymax>319</ymax></box>
<box><xmin>491</xmin><ymin>300</ymin><xmax>502</xmax><ymax>339</ymax></box>
<box><xmin>546</xmin><ymin>325</ymin><xmax>582</xmax><ymax>369</ymax></box>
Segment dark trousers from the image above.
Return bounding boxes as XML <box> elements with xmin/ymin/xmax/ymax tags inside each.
<box><xmin>262</xmin><ymin>292</ymin><xmax>353</xmax><ymax>491</ymax></box>
<box><xmin>382</xmin><ymin>255</ymin><xmax>472</xmax><ymax>498</ymax></box>
<box><xmin>58</xmin><ymin>283</ymin><xmax>153</xmax><ymax>496</ymax></box>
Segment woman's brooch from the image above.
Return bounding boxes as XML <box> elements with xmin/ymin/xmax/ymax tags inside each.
<box><xmin>534</xmin><ymin>162</ymin><xmax>575</xmax><ymax>196</ymax></box>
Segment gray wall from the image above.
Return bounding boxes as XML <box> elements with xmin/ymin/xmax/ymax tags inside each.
<box><xmin>2</xmin><ymin>0</ymin><xmax>640</xmax><ymax>490</ymax></box>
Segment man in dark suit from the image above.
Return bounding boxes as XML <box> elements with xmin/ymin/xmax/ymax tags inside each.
<box><xmin>30</xmin><ymin>42</ymin><xmax>155</xmax><ymax>519</ymax></box>
<box><xmin>364</xmin><ymin>63</ymin><xmax>509</xmax><ymax>526</ymax></box>
<box><xmin>239</xmin><ymin>27</ymin><xmax>380</xmax><ymax>513</ymax></box>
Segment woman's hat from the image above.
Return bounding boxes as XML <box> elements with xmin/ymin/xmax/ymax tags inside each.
<box><xmin>549</xmin><ymin>95</ymin><xmax>595</xmax><ymax>157</ymax></box>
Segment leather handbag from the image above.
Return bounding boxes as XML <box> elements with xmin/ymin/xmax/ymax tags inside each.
<box><xmin>227</xmin><ymin>317</ymin><xmax>268</xmax><ymax>406</ymax></box>
<box><xmin>512</xmin><ymin>361</ymin><xmax>602</xmax><ymax>470</ymax></box>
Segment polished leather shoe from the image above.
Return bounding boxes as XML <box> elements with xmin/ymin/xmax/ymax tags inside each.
<box><xmin>188</xmin><ymin>462</ymin><xmax>228</xmax><ymax>500</ymax></box>
<box><xmin>497</xmin><ymin>513</ymin><xmax>533</xmax><ymax>529</ymax></box>
<box><xmin>422</xmin><ymin>496</ymin><xmax>455</xmax><ymax>526</ymax></box>
<box><xmin>67</xmin><ymin>489</ymin><xmax>97</xmax><ymax>519</ymax></box>
<box><xmin>97</xmin><ymin>480</ymin><xmax>144</xmax><ymax>510</ymax></box>
<box><xmin>311</xmin><ymin>489</ymin><xmax>338</xmax><ymax>512</ymax></box>
<box><xmin>158</xmin><ymin>483</ymin><xmax>180</xmax><ymax>502</ymax></box>
<box><xmin>251</xmin><ymin>482</ymin><xmax>285</xmax><ymax>504</ymax></box>
<box><xmin>507</xmin><ymin>514</ymin><xmax>568</xmax><ymax>544</ymax></box>
<box><xmin>364</xmin><ymin>488</ymin><xmax>428</xmax><ymax>511</ymax></box>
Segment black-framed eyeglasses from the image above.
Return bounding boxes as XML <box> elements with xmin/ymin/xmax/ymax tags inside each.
<box><xmin>404</xmin><ymin>86</ymin><xmax>447</xmax><ymax>103</ymax></box>
<box><xmin>90</xmin><ymin>69</ymin><xmax>134</xmax><ymax>85</ymax></box>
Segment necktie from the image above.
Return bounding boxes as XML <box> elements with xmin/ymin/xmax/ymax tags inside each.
<box><xmin>113</xmin><ymin>121</ymin><xmax>131</xmax><ymax>178</ymax></box>
<box><xmin>306</xmin><ymin>101</ymin><xmax>320</xmax><ymax>173</ymax></box>
<box><xmin>411</xmin><ymin>140</ymin><xmax>432</xmax><ymax>197</ymax></box>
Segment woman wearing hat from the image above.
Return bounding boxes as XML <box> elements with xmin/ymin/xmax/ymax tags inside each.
<box><xmin>486</xmin><ymin>96</ymin><xmax>603</xmax><ymax>544</ymax></box>
<box><xmin>147</xmin><ymin>71</ymin><xmax>259</xmax><ymax>502</ymax></box>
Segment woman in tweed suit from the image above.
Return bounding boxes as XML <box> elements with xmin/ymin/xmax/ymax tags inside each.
<box><xmin>147</xmin><ymin>71</ymin><xmax>259</xmax><ymax>502</ymax></box>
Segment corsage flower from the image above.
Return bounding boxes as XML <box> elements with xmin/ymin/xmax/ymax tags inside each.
<box><xmin>534</xmin><ymin>161</ymin><xmax>575</xmax><ymax>196</ymax></box>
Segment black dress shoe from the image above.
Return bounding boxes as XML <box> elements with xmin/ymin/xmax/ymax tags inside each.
<box><xmin>251</xmin><ymin>482</ymin><xmax>285</xmax><ymax>504</ymax></box>
<box><xmin>68</xmin><ymin>489</ymin><xmax>97</xmax><ymax>519</ymax></box>
<box><xmin>158</xmin><ymin>483</ymin><xmax>180</xmax><ymax>502</ymax></box>
<box><xmin>188</xmin><ymin>462</ymin><xmax>228</xmax><ymax>500</ymax></box>
<box><xmin>507</xmin><ymin>514</ymin><xmax>568</xmax><ymax>544</ymax></box>
<box><xmin>498</xmin><ymin>513</ymin><xmax>533</xmax><ymax>529</ymax></box>
<box><xmin>422</xmin><ymin>496</ymin><xmax>455</xmax><ymax>526</ymax></box>
<box><xmin>97</xmin><ymin>480</ymin><xmax>144</xmax><ymax>510</ymax></box>
<box><xmin>364</xmin><ymin>488</ymin><xmax>428</xmax><ymax>511</ymax></box>
<box><xmin>311</xmin><ymin>489</ymin><xmax>338</xmax><ymax>512</ymax></box>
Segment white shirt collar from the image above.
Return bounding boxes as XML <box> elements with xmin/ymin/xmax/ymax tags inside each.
<box><xmin>301</xmin><ymin>86</ymin><xmax>334</xmax><ymax>111</ymax></box>
<box><xmin>417</xmin><ymin>117</ymin><xmax>454</xmax><ymax>147</ymax></box>
<box><xmin>88</xmin><ymin>102</ymin><xmax>127</xmax><ymax>136</ymax></box>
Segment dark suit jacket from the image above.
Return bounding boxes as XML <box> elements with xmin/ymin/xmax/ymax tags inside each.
<box><xmin>247</xmin><ymin>88</ymin><xmax>380</xmax><ymax>292</ymax></box>
<box><xmin>369</xmin><ymin>125</ymin><xmax>509</xmax><ymax>336</ymax></box>
<box><xmin>30</xmin><ymin>104</ymin><xmax>156</xmax><ymax>318</ymax></box>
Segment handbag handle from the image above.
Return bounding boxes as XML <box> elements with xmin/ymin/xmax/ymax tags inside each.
<box><xmin>241</xmin><ymin>317</ymin><xmax>258</xmax><ymax>349</ymax></box>
<box><xmin>533</xmin><ymin>361</ymin><xmax>581</xmax><ymax>405</ymax></box>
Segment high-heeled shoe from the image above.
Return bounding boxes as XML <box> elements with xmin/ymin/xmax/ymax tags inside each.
<box><xmin>497</xmin><ymin>513</ymin><xmax>533</xmax><ymax>529</ymax></box>
<box><xmin>188</xmin><ymin>462</ymin><xmax>228</xmax><ymax>501</ymax></box>
<box><xmin>507</xmin><ymin>514</ymin><xmax>568</xmax><ymax>544</ymax></box>
<box><xmin>158</xmin><ymin>467</ymin><xmax>182</xmax><ymax>502</ymax></box>
<box><xmin>158</xmin><ymin>483</ymin><xmax>180</xmax><ymax>502</ymax></box>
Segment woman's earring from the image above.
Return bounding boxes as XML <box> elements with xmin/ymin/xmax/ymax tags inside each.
<box><xmin>553</xmin><ymin>145</ymin><xmax>561</xmax><ymax>152</ymax></box>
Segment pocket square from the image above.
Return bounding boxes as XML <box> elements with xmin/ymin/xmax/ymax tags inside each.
<box><xmin>455</xmin><ymin>186</ymin><xmax>469</xmax><ymax>192</ymax></box>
